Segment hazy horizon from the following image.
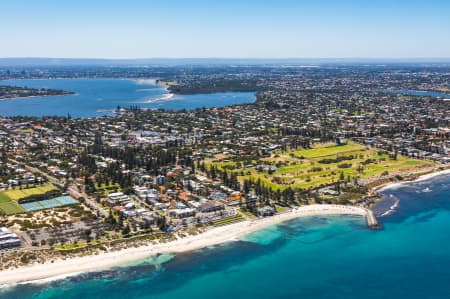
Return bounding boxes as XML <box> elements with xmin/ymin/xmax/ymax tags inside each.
<box><xmin>1</xmin><ymin>57</ymin><xmax>450</xmax><ymax>67</ymax></box>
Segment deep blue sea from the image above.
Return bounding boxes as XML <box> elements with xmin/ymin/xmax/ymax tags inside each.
<box><xmin>0</xmin><ymin>78</ymin><xmax>256</xmax><ymax>117</ymax></box>
<box><xmin>1</xmin><ymin>173</ymin><xmax>450</xmax><ymax>299</ymax></box>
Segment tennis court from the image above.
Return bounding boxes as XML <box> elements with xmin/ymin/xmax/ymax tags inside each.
<box><xmin>21</xmin><ymin>196</ymin><xmax>79</xmax><ymax>212</ymax></box>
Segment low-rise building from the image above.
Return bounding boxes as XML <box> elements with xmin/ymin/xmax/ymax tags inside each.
<box><xmin>256</xmin><ymin>206</ymin><xmax>275</xmax><ymax>217</ymax></box>
<box><xmin>169</xmin><ymin>208</ymin><xmax>196</xmax><ymax>219</ymax></box>
<box><xmin>0</xmin><ymin>227</ymin><xmax>21</xmax><ymax>249</ymax></box>
<box><xmin>198</xmin><ymin>200</ymin><xmax>224</xmax><ymax>213</ymax></box>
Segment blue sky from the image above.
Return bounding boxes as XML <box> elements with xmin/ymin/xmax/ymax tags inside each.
<box><xmin>1</xmin><ymin>0</ymin><xmax>449</xmax><ymax>58</ymax></box>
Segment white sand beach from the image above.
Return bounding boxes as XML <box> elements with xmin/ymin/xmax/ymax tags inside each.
<box><xmin>141</xmin><ymin>92</ymin><xmax>175</xmax><ymax>103</ymax></box>
<box><xmin>412</xmin><ymin>169</ymin><xmax>450</xmax><ymax>182</ymax></box>
<box><xmin>158</xmin><ymin>93</ymin><xmax>175</xmax><ymax>101</ymax></box>
<box><xmin>377</xmin><ymin>168</ymin><xmax>450</xmax><ymax>192</ymax></box>
<box><xmin>0</xmin><ymin>204</ymin><xmax>368</xmax><ymax>286</ymax></box>
<box><xmin>135</xmin><ymin>79</ymin><xmax>157</xmax><ymax>85</ymax></box>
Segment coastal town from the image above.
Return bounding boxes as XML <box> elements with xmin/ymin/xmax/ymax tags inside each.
<box><xmin>0</xmin><ymin>63</ymin><xmax>449</xmax><ymax>283</ymax></box>
<box><xmin>3</xmin><ymin>0</ymin><xmax>450</xmax><ymax>297</ymax></box>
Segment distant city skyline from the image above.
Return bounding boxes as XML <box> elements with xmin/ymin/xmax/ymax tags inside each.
<box><xmin>1</xmin><ymin>0</ymin><xmax>450</xmax><ymax>59</ymax></box>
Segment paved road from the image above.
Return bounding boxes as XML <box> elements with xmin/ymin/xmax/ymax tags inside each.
<box><xmin>9</xmin><ymin>158</ymin><xmax>63</xmax><ymax>187</ymax></box>
<box><xmin>68</xmin><ymin>187</ymin><xmax>108</xmax><ymax>217</ymax></box>
<box><xmin>9</xmin><ymin>158</ymin><xmax>107</xmax><ymax>218</ymax></box>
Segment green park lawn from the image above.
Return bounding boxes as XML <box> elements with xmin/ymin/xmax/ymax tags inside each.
<box><xmin>0</xmin><ymin>195</ymin><xmax>25</xmax><ymax>215</ymax></box>
<box><xmin>94</xmin><ymin>183</ymin><xmax>122</xmax><ymax>196</ymax></box>
<box><xmin>207</xmin><ymin>141</ymin><xmax>435</xmax><ymax>191</ymax></box>
<box><xmin>1</xmin><ymin>184</ymin><xmax>58</xmax><ymax>201</ymax></box>
<box><xmin>0</xmin><ymin>183</ymin><xmax>58</xmax><ymax>215</ymax></box>
<box><xmin>290</xmin><ymin>143</ymin><xmax>364</xmax><ymax>159</ymax></box>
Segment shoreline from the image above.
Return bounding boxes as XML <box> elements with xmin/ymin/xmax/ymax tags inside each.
<box><xmin>1</xmin><ymin>168</ymin><xmax>448</xmax><ymax>287</ymax></box>
<box><xmin>0</xmin><ymin>93</ymin><xmax>76</xmax><ymax>101</ymax></box>
<box><xmin>368</xmin><ymin>168</ymin><xmax>450</xmax><ymax>218</ymax></box>
<box><xmin>0</xmin><ymin>204</ymin><xmax>367</xmax><ymax>286</ymax></box>
<box><xmin>375</xmin><ymin>168</ymin><xmax>450</xmax><ymax>192</ymax></box>
<box><xmin>139</xmin><ymin>79</ymin><xmax>175</xmax><ymax>103</ymax></box>
<box><xmin>142</xmin><ymin>92</ymin><xmax>175</xmax><ymax>104</ymax></box>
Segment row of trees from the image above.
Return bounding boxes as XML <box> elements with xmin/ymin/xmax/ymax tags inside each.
<box><xmin>78</xmin><ymin>142</ymin><xmax>196</xmax><ymax>193</ymax></box>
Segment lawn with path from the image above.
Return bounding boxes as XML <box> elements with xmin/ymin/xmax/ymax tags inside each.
<box><xmin>206</xmin><ymin>141</ymin><xmax>435</xmax><ymax>191</ymax></box>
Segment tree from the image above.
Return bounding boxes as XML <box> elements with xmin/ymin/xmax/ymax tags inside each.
<box><xmin>121</xmin><ymin>224</ymin><xmax>131</xmax><ymax>236</ymax></box>
<box><xmin>83</xmin><ymin>229</ymin><xmax>92</xmax><ymax>243</ymax></box>
<box><xmin>157</xmin><ymin>216</ymin><xmax>168</xmax><ymax>231</ymax></box>
<box><xmin>106</xmin><ymin>209</ymin><xmax>117</xmax><ymax>226</ymax></box>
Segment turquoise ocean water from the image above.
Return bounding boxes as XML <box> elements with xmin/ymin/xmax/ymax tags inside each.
<box><xmin>1</xmin><ymin>173</ymin><xmax>450</xmax><ymax>299</ymax></box>
<box><xmin>0</xmin><ymin>78</ymin><xmax>256</xmax><ymax>117</ymax></box>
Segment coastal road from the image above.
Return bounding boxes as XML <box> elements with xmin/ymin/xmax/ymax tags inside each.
<box><xmin>9</xmin><ymin>158</ymin><xmax>63</xmax><ymax>187</ymax></box>
<box><xmin>9</xmin><ymin>158</ymin><xmax>107</xmax><ymax>217</ymax></box>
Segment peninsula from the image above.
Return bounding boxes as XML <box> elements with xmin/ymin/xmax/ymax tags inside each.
<box><xmin>0</xmin><ymin>85</ymin><xmax>74</xmax><ymax>100</ymax></box>
<box><xmin>166</xmin><ymin>79</ymin><xmax>259</xmax><ymax>94</ymax></box>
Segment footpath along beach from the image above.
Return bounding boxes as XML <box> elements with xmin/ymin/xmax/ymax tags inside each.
<box><xmin>0</xmin><ymin>204</ymin><xmax>369</xmax><ymax>286</ymax></box>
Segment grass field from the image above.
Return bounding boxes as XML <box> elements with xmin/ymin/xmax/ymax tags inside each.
<box><xmin>213</xmin><ymin>214</ymin><xmax>245</xmax><ymax>226</ymax></box>
<box><xmin>206</xmin><ymin>141</ymin><xmax>435</xmax><ymax>191</ymax></box>
<box><xmin>0</xmin><ymin>196</ymin><xmax>26</xmax><ymax>215</ymax></box>
<box><xmin>291</xmin><ymin>143</ymin><xmax>364</xmax><ymax>159</ymax></box>
<box><xmin>1</xmin><ymin>184</ymin><xmax>58</xmax><ymax>201</ymax></box>
<box><xmin>0</xmin><ymin>183</ymin><xmax>58</xmax><ymax>215</ymax></box>
<box><xmin>94</xmin><ymin>183</ymin><xmax>122</xmax><ymax>196</ymax></box>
